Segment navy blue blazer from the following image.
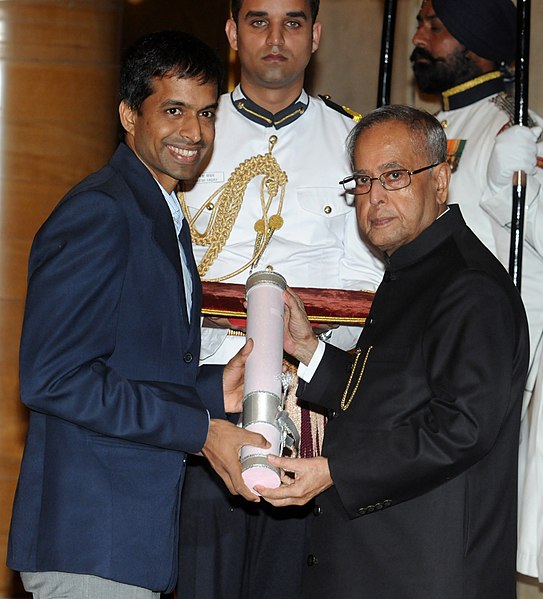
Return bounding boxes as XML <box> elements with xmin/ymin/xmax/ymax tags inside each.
<box><xmin>8</xmin><ymin>143</ymin><xmax>224</xmax><ymax>592</ymax></box>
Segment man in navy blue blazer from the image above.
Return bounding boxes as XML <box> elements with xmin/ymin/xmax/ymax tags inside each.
<box><xmin>7</xmin><ymin>30</ymin><xmax>266</xmax><ymax>599</ymax></box>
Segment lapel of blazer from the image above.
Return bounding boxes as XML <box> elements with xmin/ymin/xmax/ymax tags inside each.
<box><xmin>109</xmin><ymin>144</ymin><xmax>202</xmax><ymax>339</ymax></box>
<box><xmin>110</xmin><ymin>144</ymin><xmax>183</xmax><ymax>282</ymax></box>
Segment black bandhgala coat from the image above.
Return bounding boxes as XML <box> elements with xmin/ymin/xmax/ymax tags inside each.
<box><xmin>298</xmin><ymin>205</ymin><xmax>529</xmax><ymax>599</ymax></box>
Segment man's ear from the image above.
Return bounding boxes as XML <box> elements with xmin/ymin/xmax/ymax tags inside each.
<box><xmin>435</xmin><ymin>161</ymin><xmax>452</xmax><ymax>205</ymax></box>
<box><xmin>119</xmin><ymin>101</ymin><xmax>136</xmax><ymax>135</ymax></box>
<box><xmin>311</xmin><ymin>21</ymin><xmax>322</xmax><ymax>53</ymax></box>
<box><xmin>225</xmin><ymin>19</ymin><xmax>238</xmax><ymax>51</ymax></box>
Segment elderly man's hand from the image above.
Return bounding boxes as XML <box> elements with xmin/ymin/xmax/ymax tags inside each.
<box><xmin>283</xmin><ymin>288</ymin><xmax>319</xmax><ymax>366</ymax></box>
<box><xmin>255</xmin><ymin>455</ymin><xmax>333</xmax><ymax>506</ymax></box>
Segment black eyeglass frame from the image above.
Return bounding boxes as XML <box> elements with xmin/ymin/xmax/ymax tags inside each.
<box><xmin>339</xmin><ymin>162</ymin><xmax>442</xmax><ymax>195</ymax></box>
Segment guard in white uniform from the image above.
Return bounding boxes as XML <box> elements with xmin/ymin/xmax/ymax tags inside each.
<box><xmin>412</xmin><ymin>0</ymin><xmax>543</xmax><ymax>584</ymax></box>
<box><xmin>182</xmin><ymin>85</ymin><xmax>383</xmax><ymax>364</ymax></box>
<box><xmin>177</xmin><ymin>87</ymin><xmax>384</xmax><ymax>599</ymax></box>
<box><xmin>176</xmin><ymin>1</ymin><xmax>384</xmax><ymax>597</ymax></box>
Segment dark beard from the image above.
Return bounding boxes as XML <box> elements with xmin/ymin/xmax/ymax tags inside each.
<box><xmin>410</xmin><ymin>46</ymin><xmax>484</xmax><ymax>95</ymax></box>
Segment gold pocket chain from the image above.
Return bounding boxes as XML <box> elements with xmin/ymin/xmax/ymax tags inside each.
<box><xmin>340</xmin><ymin>346</ymin><xmax>373</xmax><ymax>411</ymax></box>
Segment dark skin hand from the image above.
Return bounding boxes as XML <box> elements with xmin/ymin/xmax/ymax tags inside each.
<box><xmin>203</xmin><ymin>338</ymin><xmax>270</xmax><ymax>502</ymax></box>
<box><xmin>203</xmin><ymin>419</ymin><xmax>267</xmax><ymax>502</ymax></box>
<box><xmin>222</xmin><ymin>337</ymin><xmax>253</xmax><ymax>413</ymax></box>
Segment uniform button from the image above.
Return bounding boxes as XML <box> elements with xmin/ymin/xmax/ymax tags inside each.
<box><xmin>367</xmin><ymin>317</ymin><xmax>374</xmax><ymax>326</ymax></box>
<box><xmin>366</xmin><ymin>504</ymin><xmax>375</xmax><ymax>513</ymax></box>
<box><xmin>206</xmin><ymin>202</ymin><xmax>214</xmax><ymax>210</ymax></box>
<box><xmin>183</xmin><ymin>352</ymin><xmax>193</xmax><ymax>363</ymax></box>
<box><xmin>357</xmin><ymin>507</ymin><xmax>367</xmax><ymax>515</ymax></box>
<box><xmin>383</xmin><ymin>499</ymin><xmax>392</xmax><ymax>508</ymax></box>
<box><xmin>313</xmin><ymin>504</ymin><xmax>323</xmax><ymax>517</ymax></box>
<box><xmin>328</xmin><ymin>409</ymin><xmax>337</xmax><ymax>419</ymax></box>
<box><xmin>323</xmin><ymin>205</ymin><xmax>332</xmax><ymax>214</ymax></box>
<box><xmin>375</xmin><ymin>502</ymin><xmax>383</xmax><ymax>510</ymax></box>
<box><xmin>307</xmin><ymin>554</ymin><xmax>319</xmax><ymax>566</ymax></box>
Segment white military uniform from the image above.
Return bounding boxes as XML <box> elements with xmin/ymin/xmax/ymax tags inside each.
<box><xmin>177</xmin><ymin>87</ymin><xmax>384</xmax><ymax>599</ymax></box>
<box><xmin>181</xmin><ymin>86</ymin><xmax>384</xmax><ymax>365</ymax></box>
<box><xmin>435</xmin><ymin>74</ymin><xmax>543</xmax><ymax>580</ymax></box>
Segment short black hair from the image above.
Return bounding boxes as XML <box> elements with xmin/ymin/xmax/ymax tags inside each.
<box><xmin>347</xmin><ymin>105</ymin><xmax>448</xmax><ymax>168</ymax></box>
<box><xmin>230</xmin><ymin>0</ymin><xmax>320</xmax><ymax>23</ymax></box>
<box><xmin>120</xmin><ymin>30</ymin><xmax>224</xmax><ymax>113</ymax></box>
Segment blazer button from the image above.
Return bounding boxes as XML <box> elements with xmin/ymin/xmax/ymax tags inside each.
<box><xmin>183</xmin><ymin>352</ymin><xmax>193</xmax><ymax>363</ymax></box>
<box><xmin>307</xmin><ymin>554</ymin><xmax>319</xmax><ymax>566</ymax></box>
<box><xmin>357</xmin><ymin>507</ymin><xmax>367</xmax><ymax>515</ymax></box>
<box><xmin>313</xmin><ymin>504</ymin><xmax>323</xmax><ymax>517</ymax></box>
<box><xmin>328</xmin><ymin>409</ymin><xmax>337</xmax><ymax>420</ymax></box>
<box><xmin>383</xmin><ymin>499</ymin><xmax>392</xmax><ymax>508</ymax></box>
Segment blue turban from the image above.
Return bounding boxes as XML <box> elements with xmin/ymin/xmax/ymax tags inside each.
<box><xmin>432</xmin><ymin>0</ymin><xmax>517</xmax><ymax>62</ymax></box>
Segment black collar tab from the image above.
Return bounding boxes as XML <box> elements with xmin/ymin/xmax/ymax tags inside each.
<box><xmin>231</xmin><ymin>86</ymin><xmax>308</xmax><ymax>129</ymax></box>
<box><xmin>441</xmin><ymin>71</ymin><xmax>505</xmax><ymax>111</ymax></box>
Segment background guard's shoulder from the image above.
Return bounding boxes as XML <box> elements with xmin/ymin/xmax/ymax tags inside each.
<box><xmin>493</xmin><ymin>92</ymin><xmax>539</xmax><ymax>129</ymax></box>
<box><xmin>318</xmin><ymin>94</ymin><xmax>362</xmax><ymax>122</ymax></box>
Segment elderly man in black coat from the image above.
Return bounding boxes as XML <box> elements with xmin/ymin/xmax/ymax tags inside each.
<box><xmin>258</xmin><ymin>105</ymin><xmax>529</xmax><ymax>599</ymax></box>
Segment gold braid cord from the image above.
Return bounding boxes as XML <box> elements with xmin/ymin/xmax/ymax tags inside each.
<box><xmin>178</xmin><ymin>135</ymin><xmax>288</xmax><ymax>282</ymax></box>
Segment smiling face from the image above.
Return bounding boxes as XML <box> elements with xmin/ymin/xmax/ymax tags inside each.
<box><xmin>353</xmin><ymin>122</ymin><xmax>450</xmax><ymax>255</ymax></box>
<box><xmin>120</xmin><ymin>74</ymin><xmax>218</xmax><ymax>193</ymax></box>
<box><xmin>225</xmin><ymin>0</ymin><xmax>321</xmax><ymax>106</ymax></box>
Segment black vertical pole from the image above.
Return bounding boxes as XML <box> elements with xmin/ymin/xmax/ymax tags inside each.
<box><xmin>509</xmin><ymin>0</ymin><xmax>531</xmax><ymax>291</ymax></box>
<box><xmin>376</xmin><ymin>0</ymin><xmax>398</xmax><ymax>107</ymax></box>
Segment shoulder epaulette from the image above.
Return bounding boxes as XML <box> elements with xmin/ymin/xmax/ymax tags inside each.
<box><xmin>318</xmin><ymin>94</ymin><xmax>362</xmax><ymax>122</ymax></box>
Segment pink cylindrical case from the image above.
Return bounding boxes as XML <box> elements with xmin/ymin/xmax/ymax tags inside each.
<box><xmin>241</xmin><ymin>270</ymin><xmax>287</xmax><ymax>492</ymax></box>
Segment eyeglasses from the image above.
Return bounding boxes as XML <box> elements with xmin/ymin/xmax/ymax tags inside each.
<box><xmin>339</xmin><ymin>162</ymin><xmax>441</xmax><ymax>195</ymax></box>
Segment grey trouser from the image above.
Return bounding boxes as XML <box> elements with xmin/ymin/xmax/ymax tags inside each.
<box><xmin>20</xmin><ymin>571</ymin><xmax>161</xmax><ymax>599</ymax></box>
